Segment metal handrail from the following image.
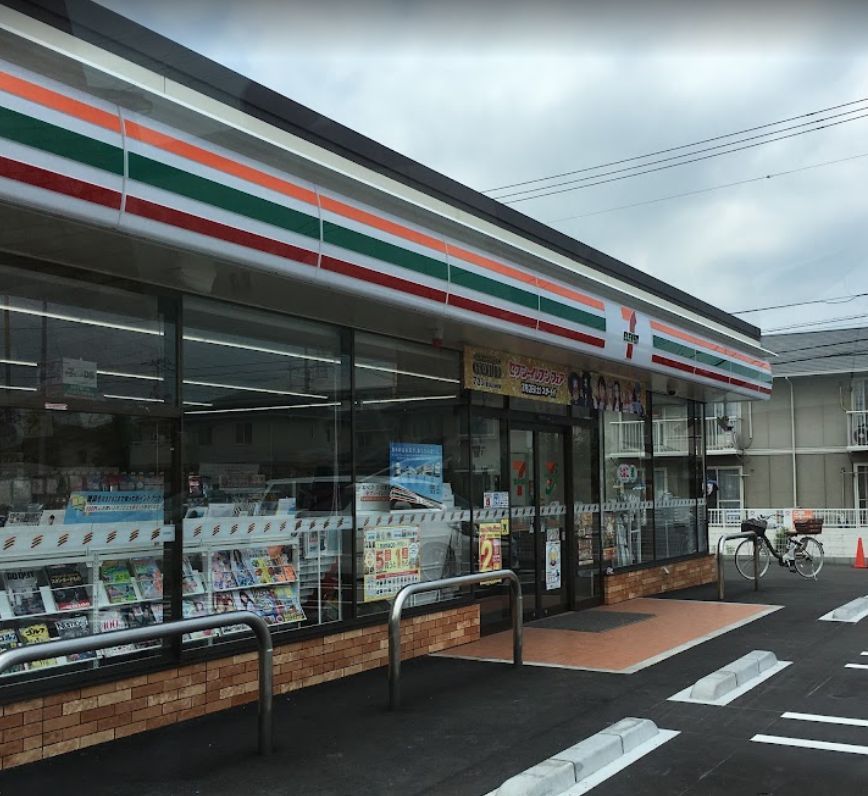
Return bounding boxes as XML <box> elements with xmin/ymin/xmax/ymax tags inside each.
<box><xmin>717</xmin><ymin>531</ymin><xmax>760</xmax><ymax>600</ymax></box>
<box><xmin>388</xmin><ymin>569</ymin><xmax>522</xmax><ymax>710</ymax></box>
<box><xmin>0</xmin><ymin>611</ymin><xmax>273</xmax><ymax>754</ymax></box>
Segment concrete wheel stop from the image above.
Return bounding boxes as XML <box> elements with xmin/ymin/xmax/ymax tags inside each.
<box><xmin>490</xmin><ymin>717</ymin><xmax>678</xmax><ymax>796</ymax></box>
<box><xmin>669</xmin><ymin>650</ymin><xmax>791</xmax><ymax>706</ymax></box>
<box><xmin>818</xmin><ymin>596</ymin><xmax>868</xmax><ymax>623</ymax></box>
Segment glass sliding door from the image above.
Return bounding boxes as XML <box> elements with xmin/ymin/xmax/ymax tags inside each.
<box><xmin>572</xmin><ymin>422</ymin><xmax>601</xmax><ymax>608</ymax></box>
<box><xmin>509</xmin><ymin>428</ymin><xmax>537</xmax><ymax>617</ymax></box>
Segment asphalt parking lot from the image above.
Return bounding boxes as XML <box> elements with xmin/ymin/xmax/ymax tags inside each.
<box><xmin>1</xmin><ymin>562</ymin><xmax>866</xmax><ymax>796</ymax></box>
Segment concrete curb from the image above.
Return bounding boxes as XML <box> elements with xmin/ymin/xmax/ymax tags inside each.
<box><xmin>495</xmin><ymin>717</ymin><xmax>659</xmax><ymax>796</ymax></box>
<box><xmin>825</xmin><ymin>596</ymin><xmax>868</xmax><ymax>622</ymax></box>
<box><xmin>669</xmin><ymin>650</ymin><xmax>791</xmax><ymax>706</ymax></box>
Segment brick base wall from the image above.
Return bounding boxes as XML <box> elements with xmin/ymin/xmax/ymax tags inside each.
<box><xmin>0</xmin><ymin>603</ymin><xmax>479</xmax><ymax>771</ymax></box>
<box><xmin>603</xmin><ymin>555</ymin><xmax>717</xmax><ymax>604</ymax></box>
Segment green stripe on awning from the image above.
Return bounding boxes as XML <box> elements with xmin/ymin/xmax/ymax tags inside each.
<box><xmin>323</xmin><ymin>221</ymin><xmax>447</xmax><ymax>281</ymax></box>
<box><xmin>653</xmin><ymin>335</ymin><xmax>771</xmax><ymax>384</ymax></box>
<box><xmin>128</xmin><ymin>153</ymin><xmax>320</xmax><ymax>239</ymax></box>
<box><xmin>0</xmin><ymin>106</ymin><xmax>123</xmax><ymax>175</ymax></box>
<box><xmin>539</xmin><ymin>297</ymin><xmax>606</xmax><ymax>331</ymax></box>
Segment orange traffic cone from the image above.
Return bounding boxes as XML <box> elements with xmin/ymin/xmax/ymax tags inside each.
<box><xmin>855</xmin><ymin>537</ymin><xmax>867</xmax><ymax>569</ymax></box>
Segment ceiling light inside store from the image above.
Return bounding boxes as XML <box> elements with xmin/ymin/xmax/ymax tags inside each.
<box><xmin>182</xmin><ymin>401</ymin><xmax>214</xmax><ymax>407</ymax></box>
<box><xmin>183</xmin><ymin>335</ymin><xmax>339</xmax><ymax>364</ymax></box>
<box><xmin>360</xmin><ymin>395</ymin><xmax>457</xmax><ymax>405</ymax></box>
<box><xmin>184</xmin><ymin>401</ymin><xmax>340</xmax><ymax>416</ymax></box>
<box><xmin>0</xmin><ymin>358</ymin><xmax>37</xmax><ymax>367</ymax></box>
<box><xmin>183</xmin><ymin>379</ymin><xmax>327</xmax><ymax>399</ymax></box>
<box><xmin>103</xmin><ymin>394</ymin><xmax>165</xmax><ymax>403</ymax></box>
<box><xmin>0</xmin><ymin>305</ymin><xmax>163</xmax><ymax>336</ymax></box>
<box><xmin>98</xmin><ymin>370</ymin><xmax>164</xmax><ymax>382</ymax></box>
<box><xmin>354</xmin><ymin>363</ymin><xmax>460</xmax><ymax>384</ymax></box>
<box><xmin>0</xmin><ymin>384</ymin><xmax>37</xmax><ymax>392</ymax></box>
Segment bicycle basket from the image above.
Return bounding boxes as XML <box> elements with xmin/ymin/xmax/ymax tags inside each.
<box><xmin>741</xmin><ymin>517</ymin><xmax>767</xmax><ymax>533</ymax></box>
<box><xmin>793</xmin><ymin>518</ymin><xmax>823</xmax><ymax>535</ymax></box>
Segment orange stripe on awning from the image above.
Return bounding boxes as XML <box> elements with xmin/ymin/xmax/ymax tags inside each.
<box><xmin>0</xmin><ymin>71</ymin><xmax>120</xmax><ymax>132</ymax></box>
<box><xmin>319</xmin><ymin>195</ymin><xmax>447</xmax><ymax>254</ymax></box>
<box><xmin>650</xmin><ymin>320</ymin><xmax>770</xmax><ymax>371</ymax></box>
<box><xmin>123</xmin><ymin>120</ymin><xmax>319</xmax><ymax>206</ymax></box>
<box><xmin>446</xmin><ymin>243</ymin><xmax>537</xmax><ymax>287</ymax></box>
<box><xmin>537</xmin><ymin>277</ymin><xmax>605</xmax><ymax>312</ymax></box>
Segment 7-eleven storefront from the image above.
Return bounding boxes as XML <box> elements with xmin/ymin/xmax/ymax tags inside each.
<box><xmin>0</xmin><ymin>0</ymin><xmax>770</xmax><ymax>768</ymax></box>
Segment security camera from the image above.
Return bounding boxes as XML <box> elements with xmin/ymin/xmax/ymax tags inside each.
<box><xmin>667</xmin><ymin>387</ymin><xmax>677</xmax><ymax>396</ymax></box>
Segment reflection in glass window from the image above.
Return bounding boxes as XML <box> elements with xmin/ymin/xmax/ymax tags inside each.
<box><xmin>181</xmin><ymin>298</ymin><xmax>350</xmax><ymax>639</ymax></box>
<box><xmin>0</xmin><ymin>263</ymin><xmax>175</xmax><ymax>408</ymax></box>
<box><xmin>653</xmin><ymin>395</ymin><xmax>702</xmax><ymax>558</ymax></box>
<box><xmin>0</xmin><ymin>409</ymin><xmax>175</xmax><ymax>681</ymax></box>
<box><xmin>600</xmin><ymin>409</ymin><xmax>652</xmax><ymax>568</ymax></box>
<box><xmin>353</xmin><ymin>333</ymin><xmax>468</xmax><ymax>615</ymax></box>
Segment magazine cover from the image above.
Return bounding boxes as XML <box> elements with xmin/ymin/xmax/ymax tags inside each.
<box><xmin>0</xmin><ymin>627</ymin><xmax>24</xmax><ymax>673</ymax></box>
<box><xmin>245</xmin><ymin>549</ymin><xmax>274</xmax><ymax>585</ymax></box>
<box><xmin>273</xmin><ymin>584</ymin><xmax>306</xmax><ymax>623</ymax></box>
<box><xmin>251</xmin><ymin>588</ymin><xmax>283</xmax><ymax>624</ymax></box>
<box><xmin>100</xmin><ymin>560</ymin><xmax>132</xmax><ymax>584</ymax></box>
<box><xmin>229</xmin><ymin>549</ymin><xmax>256</xmax><ymax>587</ymax></box>
<box><xmin>210</xmin><ymin>551</ymin><xmax>236</xmax><ymax>591</ymax></box>
<box><xmin>4</xmin><ymin>569</ymin><xmax>47</xmax><ymax>617</ymax></box>
<box><xmin>105</xmin><ymin>581</ymin><xmax>138</xmax><ymax>605</ymax></box>
<box><xmin>46</xmin><ymin>564</ymin><xmax>91</xmax><ymax>611</ymax></box>
<box><xmin>181</xmin><ymin>597</ymin><xmax>217</xmax><ymax>640</ymax></box>
<box><xmin>53</xmin><ymin>615</ymin><xmax>96</xmax><ymax>661</ymax></box>
<box><xmin>132</xmin><ymin>558</ymin><xmax>163</xmax><ymax>600</ymax></box>
<box><xmin>181</xmin><ymin>556</ymin><xmax>205</xmax><ymax>595</ymax></box>
<box><xmin>232</xmin><ymin>588</ymin><xmax>261</xmax><ymax>614</ymax></box>
<box><xmin>98</xmin><ymin>609</ymin><xmax>135</xmax><ymax>657</ymax></box>
<box><xmin>212</xmin><ymin>591</ymin><xmax>245</xmax><ymax>635</ymax></box>
<box><xmin>18</xmin><ymin>622</ymin><xmax>61</xmax><ymax>669</ymax></box>
<box><xmin>122</xmin><ymin>604</ymin><xmax>161</xmax><ymax>649</ymax></box>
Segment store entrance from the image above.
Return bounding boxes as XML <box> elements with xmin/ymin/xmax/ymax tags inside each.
<box><xmin>509</xmin><ymin>427</ymin><xmax>569</xmax><ymax>619</ymax></box>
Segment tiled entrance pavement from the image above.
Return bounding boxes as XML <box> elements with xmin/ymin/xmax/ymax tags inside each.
<box><xmin>436</xmin><ymin>597</ymin><xmax>780</xmax><ymax>673</ymax></box>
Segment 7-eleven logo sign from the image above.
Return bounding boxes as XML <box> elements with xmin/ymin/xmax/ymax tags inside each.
<box><xmin>621</xmin><ymin>307</ymin><xmax>639</xmax><ymax>360</ymax></box>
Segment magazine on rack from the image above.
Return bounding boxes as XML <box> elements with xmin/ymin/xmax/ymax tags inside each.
<box><xmin>98</xmin><ymin>609</ymin><xmax>136</xmax><ymax>657</ymax></box>
<box><xmin>100</xmin><ymin>560</ymin><xmax>132</xmax><ymax>583</ymax></box>
<box><xmin>0</xmin><ymin>627</ymin><xmax>24</xmax><ymax>673</ymax></box>
<box><xmin>182</xmin><ymin>598</ymin><xmax>218</xmax><ymax>640</ymax></box>
<box><xmin>181</xmin><ymin>556</ymin><xmax>205</xmax><ymax>595</ymax></box>
<box><xmin>105</xmin><ymin>581</ymin><xmax>138</xmax><ymax>605</ymax></box>
<box><xmin>212</xmin><ymin>590</ymin><xmax>245</xmax><ymax>635</ymax></box>
<box><xmin>273</xmin><ymin>583</ymin><xmax>306</xmax><ymax>623</ymax></box>
<box><xmin>123</xmin><ymin>603</ymin><xmax>161</xmax><ymax>649</ymax></box>
<box><xmin>4</xmin><ymin>569</ymin><xmax>47</xmax><ymax>617</ymax></box>
<box><xmin>46</xmin><ymin>564</ymin><xmax>91</xmax><ymax>611</ymax></box>
<box><xmin>18</xmin><ymin>622</ymin><xmax>61</xmax><ymax>668</ymax></box>
<box><xmin>132</xmin><ymin>558</ymin><xmax>163</xmax><ymax>600</ymax></box>
<box><xmin>229</xmin><ymin>550</ymin><xmax>256</xmax><ymax>587</ymax></box>
<box><xmin>53</xmin><ymin>615</ymin><xmax>96</xmax><ymax>661</ymax></box>
<box><xmin>210</xmin><ymin>551</ymin><xmax>236</xmax><ymax>591</ymax></box>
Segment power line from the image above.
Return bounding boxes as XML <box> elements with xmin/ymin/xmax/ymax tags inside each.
<box><xmin>548</xmin><ymin>151</ymin><xmax>868</xmax><ymax>225</ymax></box>
<box><xmin>482</xmin><ymin>95</ymin><xmax>868</xmax><ymax>194</ymax></box>
<box><xmin>765</xmin><ymin>312</ymin><xmax>868</xmax><ymax>333</ymax></box>
<box><xmin>732</xmin><ymin>289</ymin><xmax>868</xmax><ymax>315</ymax></box>
<box><xmin>496</xmin><ymin>108</ymin><xmax>868</xmax><ymax>203</ymax></box>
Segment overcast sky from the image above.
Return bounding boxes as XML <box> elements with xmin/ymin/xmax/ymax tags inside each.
<box><xmin>94</xmin><ymin>0</ymin><xmax>868</xmax><ymax>340</ymax></box>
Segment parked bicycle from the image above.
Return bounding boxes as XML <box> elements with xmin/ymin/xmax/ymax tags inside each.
<box><xmin>733</xmin><ymin>515</ymin><xmax>824</xmax><ymax>580</ymax></box>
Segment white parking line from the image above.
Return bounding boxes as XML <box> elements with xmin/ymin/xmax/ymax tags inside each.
<box><xmin>782</xmin><ymin>712</ymin><xmax>868</xmax><ymax>728</ymax></box>
<box><xmin>752</xmin><ymin>734</ymin><xmax>868</xmax><ymax>755</ymax></box>
<box><xmin>845</xmin><ymin>664</ymin><xmax>868</xmax><ymax>670</ymax></box>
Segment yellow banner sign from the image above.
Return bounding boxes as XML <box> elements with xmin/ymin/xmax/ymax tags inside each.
<box><xmin>464</xmin><ymin>346</ymin><xmax>569</xmax><ymax>405</ymax></box>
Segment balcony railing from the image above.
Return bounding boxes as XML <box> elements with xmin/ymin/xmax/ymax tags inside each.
<box><xmin>847</xmin><ymin>410</ymin><xmax>868</xmax><ymax>449</ymax></box>
<box><xmin>705</xmin><ymin>416</ymin><xmax>742</xmax><ymax>453</ymax></box>
<box><xmin>709</xmin><ymin>507</ymin><xmax>868</xmax><ymax>528</ymax></box>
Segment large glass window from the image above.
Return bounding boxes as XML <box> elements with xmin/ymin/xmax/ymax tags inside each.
<box><xmin>181</xmin><ymin>298</ymin><xmax>350</xmax><ymax>641</ymax></box>
<box><xmin>0</xmin><ymin>264</ymin><xmax>175</xmax><ymax>408</ymax></box>
<box><xmin>0</xmin><ymin>263</ymin><xmax>177</xmax><ymax>682</ymax></box>
<box><xmin>600</xmin><ymin>408</ymin><xmax>652</xmax><ymax>568</ymax></box>
<box><xmin>653</xmin><ymin>395</ymin><xmax>703</xmax><ymax>558</ymax></box>
<box><xmin>353</xmin><ymin>333</ymin><xmax>468</xmax><ymax>615</ymax></box>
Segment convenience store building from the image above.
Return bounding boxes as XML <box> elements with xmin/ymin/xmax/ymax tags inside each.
<box><xmin>0</xmin><ymin>0</ymin><xmax>771</xmax><ymax>768</ymax></box>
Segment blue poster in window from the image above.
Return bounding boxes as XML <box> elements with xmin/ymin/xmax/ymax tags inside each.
<box><xmin>64</xmin><ymin>491</ymin><xmax>164</xmax><ymax>524</ymax></box>
<box><xmin>389</xmin><ymin>443</ymin><xmax>443</xmax><ymax>503</ymax></box>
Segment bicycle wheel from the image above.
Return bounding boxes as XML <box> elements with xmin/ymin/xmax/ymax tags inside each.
<box><xmin>734</xmin><ymin>538</ymin><xmax>770</xmax><ymax>580</ymax></box>
<box><xmin>794</xmin><ymin>537</ymin><xmax>824</xmax><ymax>578</ymax></box>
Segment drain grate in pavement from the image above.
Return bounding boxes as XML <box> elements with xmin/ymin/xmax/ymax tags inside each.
<box><xmin>529</xmin><ymin>610</ymin><xmax>654</xmax><ymax>633</ymax></box>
